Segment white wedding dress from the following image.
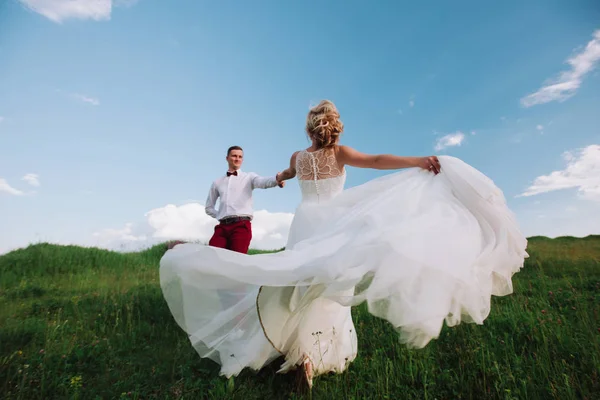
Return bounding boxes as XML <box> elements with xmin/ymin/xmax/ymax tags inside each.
<box><xmin>159</xmin><ymin>150</ymin><xmax>528</xmax><ymax>379</ymax></box>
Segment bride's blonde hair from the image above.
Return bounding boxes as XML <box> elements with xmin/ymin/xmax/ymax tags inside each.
<box><xmin>305</xmin><ymin>100</ymin><xmax>344</xmax><ymax>149</ymax></box>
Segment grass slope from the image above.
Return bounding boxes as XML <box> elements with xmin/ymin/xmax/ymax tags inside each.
<box><xmin>0</xmin><ymin>237</ymin><xmax>599</xmax><ymax>399</ymax></box>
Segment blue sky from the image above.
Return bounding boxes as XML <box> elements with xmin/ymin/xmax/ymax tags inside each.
<box><xmin>1</xmin><ymin>0</ymin><xmax>599</xmax><ymax>253</ymax></box>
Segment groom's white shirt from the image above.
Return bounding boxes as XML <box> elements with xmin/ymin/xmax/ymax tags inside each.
<box><xmin>205</xmin><ymin>170</ymin><xmax>279</xmax><ymax>221</ymax></box>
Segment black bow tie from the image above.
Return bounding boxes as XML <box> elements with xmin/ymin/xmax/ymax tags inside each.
<box><xmin>227</xmin><ymin>171</ymin><xmax>238</xmax><ymax>177</ymax></box>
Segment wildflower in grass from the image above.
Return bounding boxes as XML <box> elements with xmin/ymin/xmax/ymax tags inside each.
<box><xmin>70</xmin><ymin>375</ymin><xmax>83</xmax><ymax>388</ymax></box>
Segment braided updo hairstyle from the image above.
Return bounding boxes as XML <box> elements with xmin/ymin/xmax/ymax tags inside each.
<box><xmin>305</xmin><ymin>100</ymin><xmax>344</xmax><ymax>149</ymax></box>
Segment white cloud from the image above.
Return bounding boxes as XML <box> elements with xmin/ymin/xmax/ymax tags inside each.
<box><xmin>536</xmin><ymin>124</ymin><xmax>544</xmax><ymax>135</ymax></box>
<box><xmin>409</xmin><ymin>100</ymin><xmax>415</xmax><ymax>108</ymax></box>
<box><xmin>22</xmin><ymin>173</ymin><xmax>40</xmax><ymax>187</ymax></box>
<box><xmin>72</xmin><ymin>93</ymin><xmax>100</xmax><ymax>106</ymax></box>
<box><xmin>470</xmin><ymin>131</ymin><xmax>476</xmax><ymax>136</ymax></box>
<box><xmin>18</xmin><ymin>0</ymin><xmax>138</xmax><ymax>23</ymax></box>
<box><xmin>0</xmin><ymin>178</ymin><xmax>25</xmax><ymax>196</ymax></box>
<box><xmin>519</xmin><ymin>198</ymin><xmax>600</xmax><ymax>239</ymax></box>
<box><xmin>521</xmin><ymin>29</ymin><xmax>600</xmax><ymax>107</ymax></box>
<box><xmin>434</xmin><ymin>131</ymin><xmax>465</xmax><ymax>152</ymax></box>
<box><xmin>562</xmin><ymin>150</ymin><xmax>574</xmax><ymax>162</ymax></box>
<box><xmin>93</xmin><ymin>203</ymin><xmax>295</xmax><ymax>251</ymax></box>
<box><xmin>518</xmin><ymin>144</ymin><xmax>600</xmax><ymax>201</ymax></box>
<box><xmin>93</xmin><ymin>222</ymin><xmax>148</xmax><ymax>250</ymax></box>
<box><xmin>0</xmin><ymin>116</ymin><xmax>4</xmax><ymax>123</ymax></box>
<box><xmin>19</xmin><ymin>0</ymin><xmax>111</xmax><ymax>23</ymax></box>
<box><xmin>248</xmin><ymin>209</ymin><xmax>295</xmax><ymax>247</ymax></box>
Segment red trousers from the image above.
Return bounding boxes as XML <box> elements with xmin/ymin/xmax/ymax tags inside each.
<box><xmin>209</xmin><ymin>220</ymin><xmax>252</xmax><ymax>253</ymax></box>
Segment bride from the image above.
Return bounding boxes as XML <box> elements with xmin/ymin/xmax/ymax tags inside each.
<box><xmin>159</xmin><ymin>100</ymin><xmax>528</xmax><ymax>388</ymax></box>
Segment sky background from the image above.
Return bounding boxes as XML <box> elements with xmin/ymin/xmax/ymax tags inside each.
<box><xmin>1</xmin><ymin>0</ymin><xmax>599</xmax><ymax>253</ymax></box>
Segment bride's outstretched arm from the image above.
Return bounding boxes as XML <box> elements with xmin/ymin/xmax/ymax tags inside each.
<box><xmin>338</xmin><ymin>145</ymin><xmax>441</xmax><ymax>174</ymax></box>
<box><xmin>276</xmin><ymin>151</ymin><xmax>299</xmax><ymax>183</ymax></box>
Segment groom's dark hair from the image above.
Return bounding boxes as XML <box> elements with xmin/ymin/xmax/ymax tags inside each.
<box><xmin>227</xmin><ymin>145</ymin><xmax>243</xmax><ymax>156</ymax></box>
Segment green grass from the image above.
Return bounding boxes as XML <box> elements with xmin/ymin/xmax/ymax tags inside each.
<box><xmin>0</xmin><ymin>237</ymin><xmax>599</xmax><ymax>399</ymax></box>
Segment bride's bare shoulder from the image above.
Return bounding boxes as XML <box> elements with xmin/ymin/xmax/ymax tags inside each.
<box><xmin>331</xmin><ymin>145</ymin><xmax>347</xmax><ymax>170</ymax></box>
<box><xmin>289</xmin><ymin>150</ymin><xmax>303</xmax><ymax>167</ymax></box>
<box><xmin>334</xmin><ymin>144</ymin><xmax>354</xmax><ymax>161</ymax></box>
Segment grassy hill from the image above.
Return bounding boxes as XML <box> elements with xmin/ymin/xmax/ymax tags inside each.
<box><xmin>0</xmin><ymin>237</ymin><xmax>599</xmax><ymax>399</ymax></box>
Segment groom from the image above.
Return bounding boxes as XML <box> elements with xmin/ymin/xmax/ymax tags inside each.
<box><xmin>205</xmin><ymin>145</ymin><xmax>284</xmax><ymax>254</ymax></box>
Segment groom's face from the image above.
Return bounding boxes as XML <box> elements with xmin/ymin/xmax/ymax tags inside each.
<box><xmin>226</xmin><ymin>149</ymin><xmax>243</xmax><ymax>170</ymax></box>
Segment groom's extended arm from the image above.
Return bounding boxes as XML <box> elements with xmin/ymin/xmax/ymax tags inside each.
<box><xmin>250</xmin><ymin>173</ymin><xmax>280</xmax><ymax>189</ymax></box>
<box><xmin>205</xmin><ymin>183</ymin><xmax>219</xmax><ymax>218</ymax></box>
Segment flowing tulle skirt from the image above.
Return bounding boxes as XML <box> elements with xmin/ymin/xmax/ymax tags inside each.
<box><xmin>159</xmin><ymin>156</ymin><xmax>528</xmax><ymax>377</ymax></box>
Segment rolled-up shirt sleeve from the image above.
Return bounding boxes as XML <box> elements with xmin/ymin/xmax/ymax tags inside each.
<box><xmin>250</xmin><ymin>173</ymin><xmax>278</xmax><ymax>189</ymax></box>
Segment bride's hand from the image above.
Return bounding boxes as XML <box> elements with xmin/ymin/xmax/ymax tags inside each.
<box><xmin>417</xmin><ymin>156</ymin><xmax>441</xmax><ymax>174</ymax></box>
<box><xmin>276</xmin><ymin>172</ymin><xmax>285</xmax><ymax>188</ymax></box>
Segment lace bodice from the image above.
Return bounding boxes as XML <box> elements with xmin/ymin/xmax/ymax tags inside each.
<box><xmin>296</xmin><ymin>148</ymin><xmax>346</xmax><ymax>203</ymax></box>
